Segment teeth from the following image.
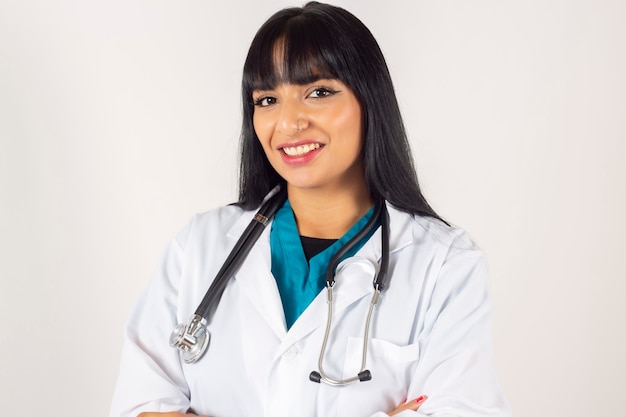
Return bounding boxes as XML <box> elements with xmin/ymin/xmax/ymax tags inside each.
<box><xmin>283</xmin><ymin>143</ymin><xmax>321</xmax><ymax>156</ymax></box>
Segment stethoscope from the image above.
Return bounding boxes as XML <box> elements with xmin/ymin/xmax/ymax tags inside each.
<box><xmin>169</xmin><ymin>187</ymin><xmax>390</xmax><ymax>387</ymax></box>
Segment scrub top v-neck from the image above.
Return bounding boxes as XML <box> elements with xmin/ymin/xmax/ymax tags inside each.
<box><xmin>270</xmin><ymin>200</ymin><xmax>378</xmax><ymax>329</ymax></box>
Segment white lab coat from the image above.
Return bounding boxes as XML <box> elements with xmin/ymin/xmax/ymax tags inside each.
<box><xmin>110</xmin><ymin>201</ymin><xmax>510</xmax><ymax>417</ymax></box>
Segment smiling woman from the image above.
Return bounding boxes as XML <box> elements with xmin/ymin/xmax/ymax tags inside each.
<box><xmin>109</xmin><ymin>2</ymin><xmax>510</xmax><ymax>417</ymax></box>
<box><xmin>252</xmin><ymin>79</ymin><xmax>367</xmax><ymax>230</ymax></box>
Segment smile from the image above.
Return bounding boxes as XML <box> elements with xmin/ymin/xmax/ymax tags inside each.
<box><xmin>282</xmin><ymin>143</ymin><xmax>322</xmax><ymax>156</ymax></box>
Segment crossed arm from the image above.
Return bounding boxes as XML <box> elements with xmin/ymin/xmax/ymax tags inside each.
<box><xmin>137</xmin><ymin>396</ymin><xmax>428</xmax><ymax>417</ymax></box>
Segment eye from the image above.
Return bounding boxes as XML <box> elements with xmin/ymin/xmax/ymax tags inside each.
<box><xmin>253</xmin><ymin>96</ymin><xmax>277</xmax><ymax>107</ymax></box>
<box><xmin>308</xmin><ymin>87</ymin><xmax>338</xmax><ymax>99</ymax></box>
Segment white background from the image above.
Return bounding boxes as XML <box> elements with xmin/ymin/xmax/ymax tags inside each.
<box><xmin>1</xmin><ymin>1</ymin><xmax>624</xmax><ymax>416</ymax></box>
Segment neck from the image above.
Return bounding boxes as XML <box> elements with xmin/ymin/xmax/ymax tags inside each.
<box><xmin>287</xmin><ymin>183</ymin><xmax>373</xmax><ymax>239</ymax></box>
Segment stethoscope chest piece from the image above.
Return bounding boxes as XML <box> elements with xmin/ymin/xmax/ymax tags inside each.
<box><xmin>169</xmin><ymin>314</ymin><xmax>210</xmax><ymax>364</ymax></box>
<box><xmin>335</xmin><ymin>257</ymin><xmax>378</xmax><ymax>283</ymax></box>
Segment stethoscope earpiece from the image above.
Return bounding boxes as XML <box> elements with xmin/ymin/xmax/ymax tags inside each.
<box><xmin>309</xmin><ymin>369</ymin><xmax>372</xmax><ymax>384</ymax></box>
<box><xmin>309</xmin><ymin>371</ymin><xmax>322</xmax><ymax>383</ymax></box>
<box><xmin>358</xmin><ymin>370</ymin><xmax>372</xmax><ymax>381</ymax></box>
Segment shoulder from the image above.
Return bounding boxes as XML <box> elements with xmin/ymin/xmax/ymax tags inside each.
<box><xmin>388</xmin><ymin>205</ymin><xmax>480</xmax><ymax>255</ymax></box>
<box><xmin>172</xmin><ymin>204</ymin><xmax>252</xmax><ymax>250</ymax></box>
<box><xmin>386</xmin><ymin>206</ymin><xmax>490</xmax><ymax>308</ymax></box>
<box><xmin>386</xmin><ymin>204</ymin><xmax>487</xmax><ymax>289</ymax></box>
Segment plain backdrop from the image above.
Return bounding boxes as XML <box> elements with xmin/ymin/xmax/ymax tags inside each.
<box><xmin>1</xmin><ymin>1</ymin><xmax>625</xmax><ymax>416</ymax></box>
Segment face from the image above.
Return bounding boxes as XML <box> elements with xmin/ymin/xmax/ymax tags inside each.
<box><xmin>252</xmin><ymin>78</ymin><xmax>364</xmax><ymax>194</ymax></box>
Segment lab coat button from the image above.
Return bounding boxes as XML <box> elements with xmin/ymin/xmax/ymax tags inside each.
<box><xmin>283</xmin><ymin>346</ymin><xmax>299</xmax><ymax>359</ymax></box>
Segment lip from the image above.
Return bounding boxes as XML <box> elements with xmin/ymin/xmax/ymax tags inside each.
<box><xmin>277</xmin><ymin>140</ymin><xmax>324</xmax><ymax>166</ymax></box>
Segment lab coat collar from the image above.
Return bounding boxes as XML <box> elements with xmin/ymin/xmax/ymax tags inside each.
<box><xmin>226</xmin><ymin>201</ymin><xmax>415</xmax><ymax>347</ymax></box>
<box><xmin>226</xmin><ymin>201</ymin><xmax>414</xmax><ymax>255</ymax></box>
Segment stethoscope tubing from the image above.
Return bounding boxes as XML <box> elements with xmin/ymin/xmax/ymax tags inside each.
<box><xmin>171</xmin><ymin>187</ymin><xmax>391</xmax><ymax>381</ymax></box>
<box><xmin>194</xmin><ymin>188</ymin><xmax>287</xmax><ymax>319</ymax></box>
<box><xmin>309</xmin><ymin>202</ymin><xmax>389</xmax><ymax>386</ymax></box>
<box><xmin>324</xmin><ymin>199</ymin><xmax>389</xmax><ymax>290</ymax></box>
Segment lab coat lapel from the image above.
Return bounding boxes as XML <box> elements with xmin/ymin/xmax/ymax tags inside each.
<box><xmin>227</xmin><ymin>212</ymin><xmax>288</xmax><ymax>340</ymax></box>
<box><xmin>385</xmin><ymin>203</ymin><xmax>415</xmax><ymax>256</ymax></box>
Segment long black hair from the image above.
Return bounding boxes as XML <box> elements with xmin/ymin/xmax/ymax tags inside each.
<box><xmin>237</xmin><ymin>1</ymin><xmax>442</xmax><ymax>222</ymax></box>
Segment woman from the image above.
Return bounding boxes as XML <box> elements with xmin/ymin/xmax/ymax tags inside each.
<box><xmin>110</xmin><ymin>2</ymin><xmax>510</xmax><ymax>416</ymax></box>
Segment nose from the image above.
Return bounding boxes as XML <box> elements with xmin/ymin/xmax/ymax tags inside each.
<box><xmin>276</xmin><ymin>100</ymin><xmax>309</xmax><ymax>136</ymax></box>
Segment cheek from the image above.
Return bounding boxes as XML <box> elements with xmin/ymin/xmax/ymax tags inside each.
<box><xmin>331</xmin><ymin>104</ymin><xmax>362</xmax><ymax>147</ymax></box>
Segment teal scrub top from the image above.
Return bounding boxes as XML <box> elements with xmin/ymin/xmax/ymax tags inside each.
<box><xmin>270</xmin><ymin>200</ymin><xmax>378</xmax><ymax>329</ymax></box>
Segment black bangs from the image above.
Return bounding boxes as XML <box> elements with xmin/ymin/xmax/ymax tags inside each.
<box><xmin>243</xmin><ymin>11</ymin><xmax>342</xmax><ymax>94</ymax></box>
